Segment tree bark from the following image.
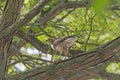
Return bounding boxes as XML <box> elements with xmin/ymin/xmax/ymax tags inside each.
<box><xmin>0</xmin><ymin>0</ymin><xmax>23</xmax><ymax>79</ymax></box>
<box><xmin>10</xmin><ymin>37</ymin><xmax>120</xmax><ymax>80</ymax></box>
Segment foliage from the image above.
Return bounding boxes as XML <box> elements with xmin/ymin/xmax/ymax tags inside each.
<box><xmin>0</xmin><ymin>0</ymin><xmax>120</xmax><ymax>79</ymax></box>
<box><xmin>12</xmin><ymin>0</ymin><xmax>120</xmax><ymax>74</ymax></box>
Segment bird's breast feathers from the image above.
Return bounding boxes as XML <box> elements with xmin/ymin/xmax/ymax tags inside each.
<box><xmin>53</xmin><ymin>36</ymin><xmax>77</xmax><ymax>50</ymax></box>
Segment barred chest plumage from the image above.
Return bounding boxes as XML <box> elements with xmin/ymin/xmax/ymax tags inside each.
<box><xmin>46</xmin><ymin>36</ymin><xmax>77</xmax><ymax>57</ymax></box>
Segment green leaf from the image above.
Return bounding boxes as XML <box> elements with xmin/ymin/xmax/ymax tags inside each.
<box><xmin>92</xmin><ymin>0</ymin><xmax>110</xmax><ymax>14</ymax></box>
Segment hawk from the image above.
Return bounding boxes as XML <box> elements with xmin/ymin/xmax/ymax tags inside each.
<box><xmin>46</xmin><ymin>36</ymin><xmax>77</xmax><ymax>58</ymax></box>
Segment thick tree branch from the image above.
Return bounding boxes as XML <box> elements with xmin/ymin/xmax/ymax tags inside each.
<box><xmin>35</xmin><ymin>1</ymin><xmax>88</xmax><ymax>26</ymax></box>
<box><xmin>69</xmin><ymin>56</ymin><xmax>120</xmax><ymax>80</ymax></box>
<box><xmin>0</xmin><ymin>0</ymin><xmax>51</xmax><ymax>43</ymax></box>
<box><xmin>16</xmin><ymin>31</ymin><xmax>48</xmax><ymax>53</ymax></box>
<box><xmin>10</xmin><ymin>37</ymin><xmax>120</xmax><ymax>80</ymax></box>
<box><xmin>0</xmin><ymin>0</ymin><xmax>23</xmax><ymax>79</ymax></box>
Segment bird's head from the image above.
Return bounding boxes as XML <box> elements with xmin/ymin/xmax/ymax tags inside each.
<box><xmin>46</xmin><ymin>38</ymin><xmax>54</xmax><ymax>45</ymax></box>
<box><xmin>46</xmin><ymin>38</ymin><xmax>55</xmax><ymax>49</ymax></box>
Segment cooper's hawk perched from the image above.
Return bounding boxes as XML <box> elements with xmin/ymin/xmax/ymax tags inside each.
<box><xmin>46</xmin><ymin>36</ymin><xmax>77</xmax><ymax>58</ymax></box>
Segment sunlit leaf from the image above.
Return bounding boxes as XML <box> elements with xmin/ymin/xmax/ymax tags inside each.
<box><xmin>92</xmin><ymin>0</ymin><xmax>110</xmax><ymax>14</ymax></box>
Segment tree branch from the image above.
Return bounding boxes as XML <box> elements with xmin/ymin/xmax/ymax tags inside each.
<box><xmin>9</xmin><ymin>37</ymin><xmax>120</xmax><ymax>80</ymax></box>
<box><xmin>16</xmin><ymin>31</ymin><xmax>48</xmax><ymax>53</ymax></box>
<box><xmin>0</xmin><ymin>0</ymin><xmax>51</xmax><ymax>43</ymax></box>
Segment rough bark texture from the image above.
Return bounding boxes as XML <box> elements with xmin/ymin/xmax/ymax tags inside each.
<box><xmin>0</xmin><ymin>0</ymin><xmax>51</xmax><ymax>42</ymax></box>
<box><xmin>0</xmin><ymin>0</ymin><xmax>119</xmax><ymax>80</ymax></box>
<box><xmin>0</xmin><ymin>0</ymin><xmax>23</xmax><ymax>79</ymax></box>
<box><xmin>10</xmin><ymin>37</ymin><xmax>120</xmax><ymax>80</ymax></box>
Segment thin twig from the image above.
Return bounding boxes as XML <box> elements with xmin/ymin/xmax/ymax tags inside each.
<box><xmin>55</xmin><ymin>8</ymin><xmax>75</xmax><ymax>23</ymax></box>
<box><xmin>84</xmin><ymin>14</ymin><xmax>96</xmax><ymax>51</ymax></box>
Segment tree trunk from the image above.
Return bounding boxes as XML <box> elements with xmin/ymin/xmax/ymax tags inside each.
<box><xmin>0</xmin><ymin>0</ymin><xmax>23</xmax><ymax>79</ymax></box>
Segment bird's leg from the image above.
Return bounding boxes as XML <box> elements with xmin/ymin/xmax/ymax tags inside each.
<box><xmin>47</xmin><ymin>46</ymin><xmax>54</xmax><ymax>61</ymax></box>
<box><xmin>63</xmin><ymin>47</ymin><xmax>69</xmax><ymax>60</ymax></box>
<box><xmin>59</xmin><ymin>51</ymin><xmax>63</xmax><ymax>60</ymax></box>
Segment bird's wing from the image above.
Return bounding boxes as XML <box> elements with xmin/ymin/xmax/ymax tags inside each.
<box><xmin>53</xmin><ymin>36</ymin><xmax>73</xmax><ymax>46</ymax></box>
<box><xmin>64</xmin><ymin>36</ymin><xmax>77</xmax><ymax>47</ymax></box>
